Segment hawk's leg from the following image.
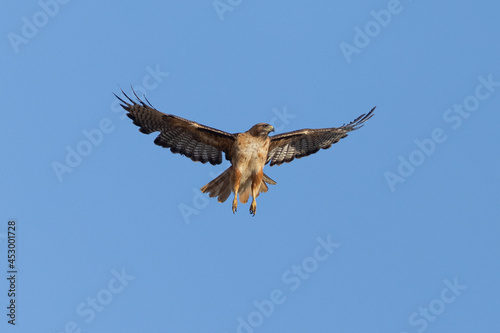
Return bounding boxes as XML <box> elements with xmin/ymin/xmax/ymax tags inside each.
<box><xmin>249</xmin><ymin>171</ymin><xmax>263</xmax><ymax>216</ymax></box>
<box><xmin>231</xmin><ymin>168</ymin><xmax>242</xmax><ymax>214</ymax></box>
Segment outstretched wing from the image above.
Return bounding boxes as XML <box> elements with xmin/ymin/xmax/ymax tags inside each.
<box><xmin>267</xmin><ymin>107</ymin><xmax>375</xmax><ymax>166</ymax></box>
<box><xmin>115</xmin><ymin>90</ymin><xmax>236</xmax><ymax>165</ymax></box>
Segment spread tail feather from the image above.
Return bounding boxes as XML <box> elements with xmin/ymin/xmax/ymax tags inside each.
<box><xmin>200</xmin><ymin>167</ymin><xmax>233</xmax><ymax>203</ymax></box>
<box><xmin>263</xmin><ymin>173</ymin><xmax>277</xmax><ymax>186</ymax></box>
<box><xmin>201</xmin><ymin>167</ymin><xmax>277</xmax><ymax>204</ymax></box>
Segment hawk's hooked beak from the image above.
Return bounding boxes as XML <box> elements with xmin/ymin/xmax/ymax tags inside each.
<box><xmin>267</xmin><ymin>125</ymin><xmax>275</xmax><ymax>133</ymax></box>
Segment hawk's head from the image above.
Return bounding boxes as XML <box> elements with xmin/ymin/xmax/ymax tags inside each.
<box><xmin>248</xmin><ymin>123</ymin><xmax>275</xmax><ymax>137</ymax></box>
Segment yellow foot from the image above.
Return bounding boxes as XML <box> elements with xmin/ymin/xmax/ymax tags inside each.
<box><xmin>250</xmin><ymin>201</ymin><xmax>257</xmax><ymax>216</ymax></box>
<box><xmin>232</xmin><ymin>199</ymin><xmax>238</xmax><ymax>214</ymax></box>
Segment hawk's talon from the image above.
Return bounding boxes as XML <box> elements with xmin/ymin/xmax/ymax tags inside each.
<box><xmin>250</xmin><ymin>201</ymin><xmax>257</xmax><ymax>216</ymax></box>
<box><xmin>232</xmin><ymin>199</ymin><xmax>238</xmax><ymax>214</ymax></box>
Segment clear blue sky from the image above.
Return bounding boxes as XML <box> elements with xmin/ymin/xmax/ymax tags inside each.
<box><xmin>2</xmin><ymin>1</ymin><xmax>499</xmax><ymax>332</ymax></box>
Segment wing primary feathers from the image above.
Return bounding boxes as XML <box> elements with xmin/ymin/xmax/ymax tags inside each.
<box><xmin>143</xmin><ymin>95</ymin><xmax>155</xmax><ymax>109</ymax></box>
<box><xmin>117</xmin><ymin>89</ymin><xmax>236</xmax><ymax>165</ymax></box>
<box><xmin>113</xmin><ymin>88</ymin><xmax>131</xmax><ymax>107</ymax></box>
<box><xmin>343</xmin><ymin>106</ymin><xmax>376</xmax><ymax>131</ymax></box>
<box><xmin>113</xmin><ymin>93</ymin><xmax>127</xmax><ymax>105</ymax></box>
<box><xmin>131</xmin><ymin>86</ymin><xmax>141</xmax><ymax>102</ymax></box>
<box><xmin>128</xmin><ymin>86</ymin><xmax>155</xmax><ymax>108</ymax></box>
<box><xmin>122</xmin><ymin>88</ymin><xmax>137</xmax><ymax>105</ymax></box>
<box><xmin>267</xmin><ymin>106</ymin><xmax>375</xmax><ymax>166</ymax></box>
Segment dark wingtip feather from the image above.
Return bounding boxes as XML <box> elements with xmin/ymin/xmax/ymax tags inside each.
<box><xmin>114</xmin><ymin>87</ymin><xmax>158</xmax><ymax>114</ymax></box>
<box><xmin>130</xmin><ymin>86</ymin><xmax>154</xmax><ymax>108</ymax></box>
<box><xmin>143</xmin><ymin>95</ymin><xmax>155</xmax><ymax>108</ymax></box>
<box><xmin>113</xmin><ymin>93</ymin><xmax>129</xmax><ymax>109</ymax></box>
<box><xmin>121</xmin><ymin>88</ymin><xmax>136</xmax><ymax>105</ymax></box>
<box><xmin>345</xmin><ymin>106</ymin><xmax>376</xmax><ymax>131</ymax></box>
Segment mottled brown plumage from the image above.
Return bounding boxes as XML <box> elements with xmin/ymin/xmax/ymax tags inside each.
<box><xmin>116</xmin><ymin>90</ymin><xmax>374</xmax><ymax>215</ymax></box>
<box><xmin>267</xmin><ymin>110</ymin><xmax>375</xmax><ymax>166</ymax></box>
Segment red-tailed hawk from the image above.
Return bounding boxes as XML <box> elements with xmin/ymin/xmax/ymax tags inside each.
<box><xmin>116</xmin><ymin>91</ymin><xmax>375</xmax><ymax>215</ymax></box>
